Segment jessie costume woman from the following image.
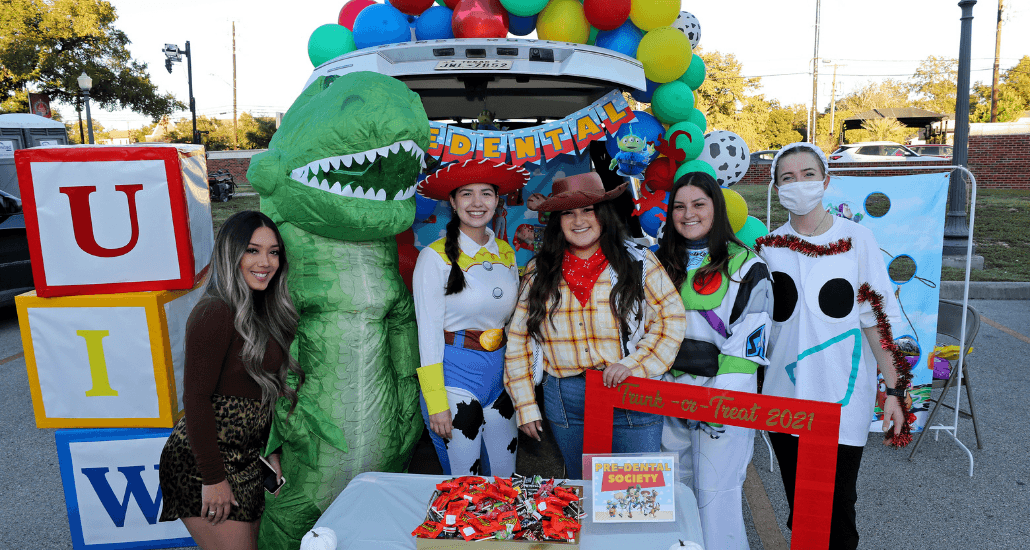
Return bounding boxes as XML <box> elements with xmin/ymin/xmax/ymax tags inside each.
<box><xmin>413</xmin><ymin>158</ymin><xmax>530</xmax><ymax>476</ymax></box>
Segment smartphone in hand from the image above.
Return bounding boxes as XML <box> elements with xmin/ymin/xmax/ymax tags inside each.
<box><xmin>257</xmin><ymin>455</ymin><xmax>285</xmax><ymax>495</ymax></box>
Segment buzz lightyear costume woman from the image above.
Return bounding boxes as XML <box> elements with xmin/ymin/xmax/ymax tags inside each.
<box><xmin>412</xmin><ymin>159</ymin><xmax>530</xmax><ymax>476</ymax></box>
<box><xmin>655</xmin><ymin>172</ymin><xmax>772</xmax><ymax>550</ymax></box>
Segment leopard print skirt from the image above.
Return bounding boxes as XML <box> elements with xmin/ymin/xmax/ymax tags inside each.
<box><xmin>159</xmin><ymin>394</ymin><xmax>270</xmax><ymax>523</ymax></box>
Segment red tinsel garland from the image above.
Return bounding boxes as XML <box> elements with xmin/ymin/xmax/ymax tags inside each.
<box><xmin>857</xmin><ymin>283</ymin><xmax>915</xmax><ymax>448</ymax></box>
<box><xmin>753</xmin><ymin>235</ymin><xmax>853</xmax><ymax>257</ymax></box>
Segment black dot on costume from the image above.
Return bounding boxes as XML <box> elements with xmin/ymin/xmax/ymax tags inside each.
<box><xmin>453</xmin><ymin>400</ymin><xmax>485</xmax><ymax>441</ymax></box>
<box><xmin>469</xmin><ymin>458</ymin><xmax>482</xmax><ymax>475</ymax></box>
<box><xmin>507</xmin><ymin>437</ymin><xmax>518</xmax><ymax>454</ymax></box>
<box><xmin>491</xmin><ymin>391</ymin><xmax>516</xmax><ymax>420</ymax></box>
<box><xmin>819</xmin><ymin>278</ymin><xmax>855</xmax><ymax>318</ymax></box>
<box><xmin>771</xmin><ymin>271</ymin><xmax>798</xmax><ymax>322</ymax></box>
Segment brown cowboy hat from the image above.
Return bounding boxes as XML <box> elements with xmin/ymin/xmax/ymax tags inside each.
<box><xmin>531</xmin><ymin>172</ymin><xmax>628</xmax><ymax>213</ymax></box>
<box><xmin>417</xmin><ymin>158</ymin><xmax>530</xmax><ymax>201</ymax></box>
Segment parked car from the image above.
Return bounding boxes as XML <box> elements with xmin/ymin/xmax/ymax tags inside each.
<box><xmin>828</xmin><ymin>141</ymin><xmax>945</xmax><ymax>162</ymax></box>
<box><xmin>751</xmin><ymin>150</ymin><xmax>777</xmax><ymax>165</ymax></box>
<box><xmin>0</xmin><ymin>190</ymin><xmax>32</xmax><ymax>307</ymax></box>
<box><xmin>908</xmin><ymin>144</ymin><xmax>953</xmax><ymax>158</ymax></box>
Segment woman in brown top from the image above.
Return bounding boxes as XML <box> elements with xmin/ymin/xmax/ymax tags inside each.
<box><xmin>159</xmin><ymin>210</ymin><xmax>304</xmax><ymax>550</ymax></box>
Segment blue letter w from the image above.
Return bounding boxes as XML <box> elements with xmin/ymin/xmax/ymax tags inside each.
<box><xmin>80</xmin><ymin>465</ymin><xmax>162</xmax><ymax>527</ymax></box>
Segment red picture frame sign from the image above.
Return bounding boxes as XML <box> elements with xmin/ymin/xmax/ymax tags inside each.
<box><xmin>582</xmin><ymin>370</ymin><xmax>842</xmax><ymax>550</ymax></box>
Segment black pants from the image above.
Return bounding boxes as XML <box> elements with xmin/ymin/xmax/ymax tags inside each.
<box><xmin>768</xmin><ymin>432</ymin><xmax>864</xmax><ymax>550</ymax></box>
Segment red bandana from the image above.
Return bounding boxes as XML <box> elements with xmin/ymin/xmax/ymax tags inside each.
<box><xmin>562</xmin><ymin>248</ymin><xmax>609</xmax><ymax>306</ymax></box>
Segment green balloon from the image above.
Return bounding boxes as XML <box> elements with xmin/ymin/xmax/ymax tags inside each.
<box><xmin>652</xmin><ymin>81</ymin><xmax>695</xmax><ymax>125</ymax></box>
<box><xmin>666</xmin><ymin>120</ymin><xmax>704</xmax><ymax>161</ymax></box>
<box><xmin>678</xmin><ymin>53</ymin><xmax>706</xmax><ymax>90</ymax></box>
<box><xmin>501</xmin><ymin>0</ymin><xmax>550</xmax><ymax>17</ymax></box>
<box><xmin>588</xmin><ymin>26</ymin><xmax>598</xmax><ymax>46</ymax></box>
<box><xmin>685</xmin><ymin>108</ymin><xmax>707</xmax><ymax>132</ymax></box>
<box><xmin>735</xmin><ymin>215</ymin><xmax>769</xmax><ymax>248</ymax></box>
<box><xmin>308</xmin><ymin>24</ymin><xmax>356</xmax><ymax>67</ymax></box>
<box><xmin>675</xmin><ymin>159</ymin><xmax>717</xmax><ymax>182</ymax></box>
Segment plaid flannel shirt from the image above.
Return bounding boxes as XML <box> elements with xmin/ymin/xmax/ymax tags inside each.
<box><xmin>504</xmin><ymin>248</ymin><xmax>686</xmax><ymax>427</ymax></box>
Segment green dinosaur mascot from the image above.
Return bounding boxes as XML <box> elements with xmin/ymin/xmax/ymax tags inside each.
<box><xmin>247</xmin><ymin>72</ymin><xmax>429</xmax><ymax>550</ymax></box>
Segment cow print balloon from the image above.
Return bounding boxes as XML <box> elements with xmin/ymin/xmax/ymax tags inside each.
<box><xmin>697</xmin><ymin>130</ymin><xmax>751</xmax><ymax>187</ymax></box>
<box><xmin>673</xmin><ymin>11</ymin><xmax>701</xmax><ymax>50</ymax></box>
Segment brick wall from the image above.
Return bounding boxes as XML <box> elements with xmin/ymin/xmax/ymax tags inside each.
<box><xmin>205</xmin><ymin>134</ymin><xmax>1030</xmax><ymax>191</ymax></box>
<box><xmin>736</xmin><ymin>134</ymin><xmax>1030</xmax><ymax>189</ymax></box>
<box><xmin>206</xmin><ymin>150</ymin><xmax>264</xmax><ymax>187</ymax></box>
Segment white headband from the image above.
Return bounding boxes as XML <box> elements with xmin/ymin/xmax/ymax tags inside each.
<box><xmin>770</xmin><ymin>142</ymin><xmax>829</xmax><ymax>184</ymax></box>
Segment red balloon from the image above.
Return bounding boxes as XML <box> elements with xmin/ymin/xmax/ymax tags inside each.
<box><xmin>643</xmin><ymin>156</ymin><xmax>677</xmax><ymax>192</ymax></box>
<box><xmin>583</xmin><ymin>0</ymin><xmax>631</xmax><ymax>31</ymax></box>
<box><xmin>443</xmin><ymin>0</ymin><xmax>460</xmax><ymax>8</ymax></box>
<box><xmin>452</xmin><ymin>0</ymin><xmax>509</xmax><ymax>38</ymax></box>
<box><xmin>338</xmin><ymin>0</ymin><xmax>377</xmax><ymax>30</ymax></box>
<box><xmin>392</xmin><ymin>0</ymin><xmax>435</xmax><ymax>15</ymax></box>
<box><xmin>395</xmin><ymin>229</ymin><xmax>418</xmax><ymax>293</ymax></box>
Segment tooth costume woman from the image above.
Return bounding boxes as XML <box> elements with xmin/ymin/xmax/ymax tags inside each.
<box><xmin>412</xmin><ymin>159</ymin><xmax>530</xmax><ymax>476</ymax></box>
<box><xmin>655</xmin><ymin>172</ymin><xmax>772</xmax><ymax>550</ymax></box>
<box><xmin>758</xmin><ymin>142</ymin><xmax>911</xmax><ymax>550</ymax></box>
<box><xmin>504</xmin><ymin>172</ymin><xmax>686</xmax><ymax>480</ymax></box>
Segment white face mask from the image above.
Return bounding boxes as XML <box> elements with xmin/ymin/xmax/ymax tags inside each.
<box><xmin>777</xmin><ymin>180</ymin><xmax>825</xmax><ymax>215</ymax></box>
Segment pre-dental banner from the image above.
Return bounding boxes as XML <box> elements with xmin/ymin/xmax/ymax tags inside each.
<box><xmin>428</xmin><ymin>90</ymin><xmax>635</xmax><ymax>164</ymax></box>
<box><xmin>822</xmin><ymin>172</ymin><xmax>950</xmax><ymax>433</ymax></box>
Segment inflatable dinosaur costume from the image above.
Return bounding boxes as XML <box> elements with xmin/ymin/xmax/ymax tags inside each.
<box><xmin>247</xmin><ymin>72</ymin><xmax>430</xmax><ymax>549</ymax></box>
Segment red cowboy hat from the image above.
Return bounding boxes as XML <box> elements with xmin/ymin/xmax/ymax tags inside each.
<box><xmin>417</xmin><ymin>158</ymin><xmax>531</xmax><ymax>200</ymax></box>
<box><xmin>530</xmin><ymin>172</ymin><xmax>627</xmax><ymax>213</ymax></box>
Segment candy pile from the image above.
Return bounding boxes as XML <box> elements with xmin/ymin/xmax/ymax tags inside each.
<box><xmin>411</xmin><ymin>474</ymin><xmax>583</xmax><ymax>543</ymax></box>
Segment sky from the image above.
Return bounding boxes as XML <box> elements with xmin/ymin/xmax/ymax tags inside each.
<box><xmin>75</xmin><ymin>0</ymin><xmax>1030</xmax><ymax>131</ymax></box>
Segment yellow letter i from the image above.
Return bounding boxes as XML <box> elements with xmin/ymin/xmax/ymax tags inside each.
<box><xmin>76</xmin><ymin>330</ymin><xmax>119</xmax><ymax>397</ymax></box>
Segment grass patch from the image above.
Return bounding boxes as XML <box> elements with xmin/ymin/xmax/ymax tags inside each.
<box><xmin>734</xmin><ymin>184</ymin><xmax>1030</xmax><ymax>282</ymax></box>
<box><xmin>211</xmin><ymin>184</ymin><xmax>260</xmax><ymax>233</ymax></box>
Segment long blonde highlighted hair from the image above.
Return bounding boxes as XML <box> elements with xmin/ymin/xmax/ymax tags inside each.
<box><xmin>205</xmin><ymin>210</ymin><xmax>303</xmax><ymax>417</ymax></box>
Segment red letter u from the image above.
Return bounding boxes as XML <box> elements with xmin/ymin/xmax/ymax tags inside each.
<box><xmin>59</xmin><ymin>184</ymin><xmax>144</xmax><ymax>258</ymax></box>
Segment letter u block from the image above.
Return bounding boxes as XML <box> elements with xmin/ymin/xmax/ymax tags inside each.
<box><xmin>16</xmin><ymin>277</ymin><xmax>207</xmax><ymax>428</ymax></box>
<box><xmin>55</xmin><ymin>428</ymin><xmax>195</xmax><ymax>550</ymax></box>
<box><xmin>14</xmin><ymin>144</ymin><xmax>213</xmax><ymax>297</ymax></box>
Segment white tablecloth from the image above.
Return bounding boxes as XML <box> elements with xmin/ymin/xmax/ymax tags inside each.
<box><xmin>313</xmin><ymin>472</ymin><xmax>704</xmax><ymax>549</ymax></box>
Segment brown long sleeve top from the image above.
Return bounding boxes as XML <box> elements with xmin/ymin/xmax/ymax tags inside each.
<box><xmin>181</xmin><ymin>298</ymin><xmax>285</xmax><ymax>485</ymax></box>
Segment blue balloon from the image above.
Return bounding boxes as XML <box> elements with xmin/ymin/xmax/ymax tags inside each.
<box><xmin>415</xmin><ymin>5</ymin><xmax>454</xmax><ymax>40</ymax></box>
<box><xmin>605</xmin><ymin>110</ymin><xmax>664</xmax><ymax>165</ymax></box>
<box><xmin>638</xmin><ymin>205</ymin><xmax>667</xmax><ymax>238</ymax></box>
<box><xmin>414</xmin><ymin>193</ymin><xmax>437</xmax><ymax>222</ymax></box>
<box><xmin>353</xmin><ymin>3</ymin><xmax>411</xmax><ymax>49</ymax></box>
<box><xmin>508</xmin><ymin>13</ymin><xmax>538</xmax><ymax>36</ymax></box>
<box><xmin>630</xmin><ymin>79</ymin><xmax>659</xmax><ymax>103</ymax></box>
<box><xmin>595</xmin><ymin>20</ymin><xmax>643</xmax><ymax>59</ymax></box>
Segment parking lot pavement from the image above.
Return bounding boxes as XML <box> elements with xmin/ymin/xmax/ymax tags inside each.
<box><xmin>3</xmin><ymin>299</ymin><xmax>1028</xmax><ymax>549</ymax></box>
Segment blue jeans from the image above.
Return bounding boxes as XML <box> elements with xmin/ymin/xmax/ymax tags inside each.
<box><xmin>542</xmin><ymin>373</ymin><xmax>664</xmax><ymax>479</ymax></box>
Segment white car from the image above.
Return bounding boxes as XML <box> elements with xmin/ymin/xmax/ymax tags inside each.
<box><xmin>305</xmin><ymin>38</ymin><xmax>646</xmax><ymax>120</ymax></box>
<box><xmin>828</xmin><ymin>141</ymin><xmax>946</xmax><ymax>162</ymax></box>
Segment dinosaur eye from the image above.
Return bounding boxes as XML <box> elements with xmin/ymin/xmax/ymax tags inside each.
<box><xmin>321</xmin><ymin>75</ymin><xmax>338</xmax><ymax>90</ymax></box>
<box><xmin>340</xmin><ymin>94</ymin><xmax>365</xmax><ymax>111</ymax></box>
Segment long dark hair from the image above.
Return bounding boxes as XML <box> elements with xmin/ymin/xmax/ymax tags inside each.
<box><xmin>657</xmin><ymin>172</ymin><xmax>750</xmax><ymax>290</ymax></box>
<box><xmin>206</xmin><ymin>210</ymin><xmax>304</xmax><ymax>418</ymax></box>
<box><xmin>443</xmin><ymin>184</ymin><xmax>499</xmax><ymax>295</ymax></box>
<box><xmin>525</xmin><ymin>200</ymin><xmax>644</xmax><ymax>343</ymax></box>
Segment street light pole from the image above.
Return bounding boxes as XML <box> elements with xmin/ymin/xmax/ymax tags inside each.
<box><xmin>163</xmin><ymin>41</ymin><xmax>199</xmax><ymax>145</ymax></box>
<box><xmin>809</xmin><ymin>0</ymin><xmax>821</xmax><ymax>144</ymax></box>
<box><xmin>943</xmin><ymin>0</ymin><xmax>977</xmax><ymax>256</ymax></box>
<box><xmin>77</xmin><ymin>72</ymin><xmax>95</xmax><ymax>145</ymax></box>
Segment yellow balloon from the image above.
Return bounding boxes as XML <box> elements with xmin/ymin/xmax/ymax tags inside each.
<box><xmin>629</xmin><ymin>0</ymin><xmax>679</xmax><ymax>31</ymax></box>
<box><xmin>537</xmin><ymin>0</ymin><xmax>590</xmax><ymax>43</ymax></box>
<box><xmin>722</xmin><ymin>188</ymin><xmax>748</xmax><ymax>233</ymax></box>
<box><xmin>636</xmin><ymin>27</ymin><xmax>692</xmax><ymax>83</ymax></box>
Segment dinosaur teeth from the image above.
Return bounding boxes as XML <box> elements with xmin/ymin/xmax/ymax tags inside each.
<box><xmin>375</xmin><ymin>188</ymin><xmax>386</xmax><ymax>201</ymax></box>
<box><xmin>318</xmin><ymin>159</ymin><xmax>332</xmax><ymax>173</ymax></box>
<box><xmin>400</xmin><ymin>140</ymin><xmax>413</xmax><ymax>152</ymax></box>
<box><xmin>330</xmin><ymin>182</ymin><xmax>342</xmax><ymax>194</ymax></box>
<box><xmin>389</xmin><ymin>142</ymin><xmax>401</xmax><ymax>154</ymax></box>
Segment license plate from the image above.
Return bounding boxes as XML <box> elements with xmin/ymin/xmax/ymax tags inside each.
<box><xmin>435</xmin><ymin>59</ymin><xmax>513</xmax><ymax>70</ymax></box>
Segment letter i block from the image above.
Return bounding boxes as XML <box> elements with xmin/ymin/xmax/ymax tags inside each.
<box><xmin>14</xmin><ymin>144</ymin><xmax>213</xmax><ymax>297</ymax></box>
<box><xmin>16</xmin><ymin>277</ymin><xmax>208</xmax><ymax>428</ymax></box>
<box><xmin>55</xmin><ymin>428</ymin><xmax>195</xmax><ymax>550</ymax></box>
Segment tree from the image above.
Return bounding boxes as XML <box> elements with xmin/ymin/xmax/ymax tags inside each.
<box><xmin>969</xmin><ymin>82</ymin><xmax>1024</xmax><ymax>123</ymax></box>
<box><xmin>835</xmin><ymin>79</ymin><xmax>912</xmax><ymax>114</ymax></box>
<box><xmin>766</xmin><ymin>103</ymin><xmax>805</xmax><ymax>149</ymax></box>
<box><xmin>860</xmin><ymin>117</ymin><xmax>909</xmax><ymax>142</ymax></box>
<box><xmin>694</xmin><ymin>49</ymin><xmax>774</xmax><ymax>152</ymax></box>
<box><xmin>1000</xmin><ymin>55</ymin><xmax>1030</xmax><ymax>113</ymax></box>
<box><xmin>911</xmin><ymin>55</ymin><xmax>957</xmax><ymax>115</ymax></box>
<box><xmin>237</xmin><ymin>113</ymin><xmax>277</xmax><ymax>150</ymax></box>
<box><xmin>0</xmin><ymin>0</ymin><xmax>184</xmax><ymax>120</ymax></box>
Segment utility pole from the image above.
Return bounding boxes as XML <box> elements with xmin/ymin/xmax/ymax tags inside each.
<box><xmin>829</xmin><ymin>62</ymin><xmax>838</xmax><ymax>145</ymax></box>
<box><xmin>990</xmin><ymin>0</ymin><xmax>1003</xmax><ymax>122</ymax></box>
<box><xmin>809</xmin><ymin>0</ymin><xmax>821</xmax><ymax>144</ymax></box>
<box><xmin>233</xmin><ymin>22</ymin><xmax>238</xmax><ymax>150</ymax></box>
<box><xmin>943</xmin><ymin>0</ymin><xmax>977</xmax><ymax>256</ymax></box>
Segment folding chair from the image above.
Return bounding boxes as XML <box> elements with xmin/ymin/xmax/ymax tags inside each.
<box><xmin>908</xmin><ymin>299</ymin><xmax>984</xmax><ymax>460</ymax></box>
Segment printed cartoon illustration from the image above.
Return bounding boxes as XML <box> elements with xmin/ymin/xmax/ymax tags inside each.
<box><xmin>609</xmin><ymin>129</ymin><xmax>656</xmax><ymax>177</ymax></box>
